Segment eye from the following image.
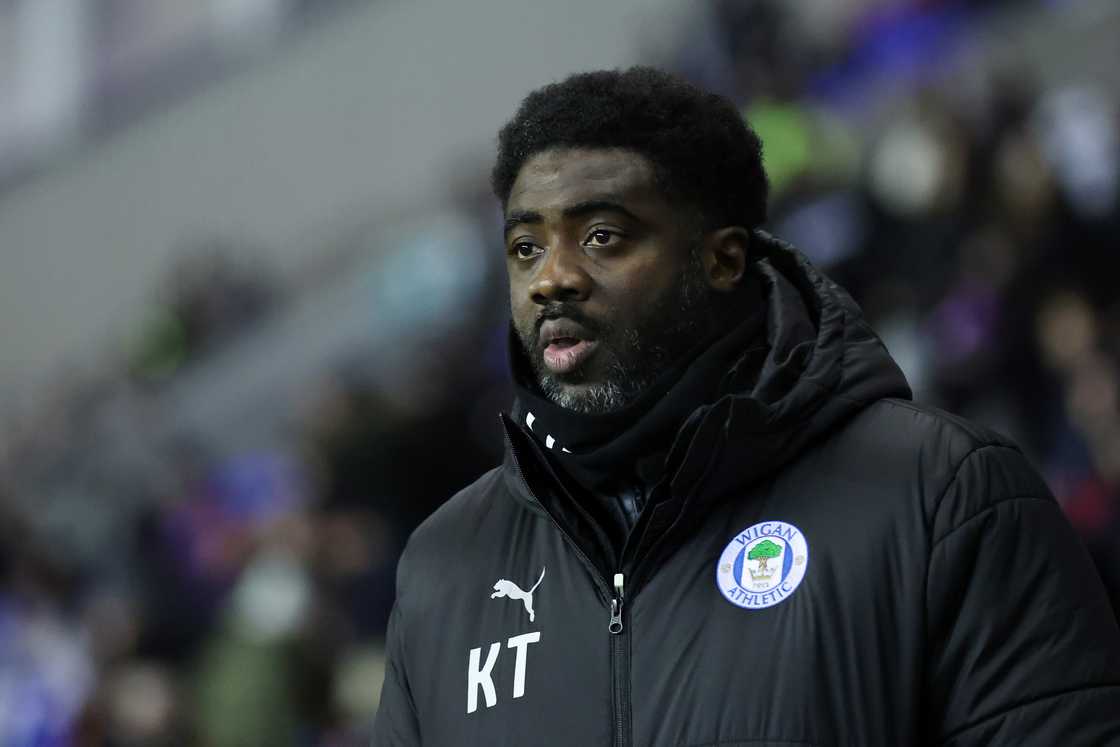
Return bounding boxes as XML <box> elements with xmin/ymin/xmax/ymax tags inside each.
<box><xmin>511</xmin><ymin>241</ymin><xmax>543</xmax><ymax>261</ymax></box>
<box><xmin>583</xmin><ymin>228</ymin><xmax>620</xmax><ymax>248</ymax></box>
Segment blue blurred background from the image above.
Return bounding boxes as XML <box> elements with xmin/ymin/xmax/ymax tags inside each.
<box><xmin>0</xmin><ymin>0</ymin><xmax>1118</xmax><ymax>743</ymax></box>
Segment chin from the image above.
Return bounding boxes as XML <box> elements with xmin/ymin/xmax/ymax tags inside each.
<box><xmin>541</xmin><ymin>377</ymin><xmax>631</xmax><ymax>415</ymax></box>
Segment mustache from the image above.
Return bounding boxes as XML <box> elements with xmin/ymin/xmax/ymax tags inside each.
<box><xmin>534</xmin><ymin>303</ymin><xmax>603</xmax><ymax>337</ymax></box>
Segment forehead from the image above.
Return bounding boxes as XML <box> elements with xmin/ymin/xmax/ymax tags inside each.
<box><xmin>506</xmin><ymin>148</ymin><xmax>662</xmax><ymax>214</ymax></box>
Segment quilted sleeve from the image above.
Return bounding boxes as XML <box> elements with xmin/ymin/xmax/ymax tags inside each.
<box><xmin>371</xmin><ymin>553</ymin><xmax>422</xmax><ymax>747</ymax></box>
<box><xmin>925</xmin><ymin>445</ymin><xmax>1120</xmax><ymax>745</ymax></box>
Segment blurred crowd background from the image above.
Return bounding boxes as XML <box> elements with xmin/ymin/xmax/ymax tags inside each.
<box><xmin>1</xmin><ymin>0</ymin><xmax>1118</xmax><ymax>743</ymax></box>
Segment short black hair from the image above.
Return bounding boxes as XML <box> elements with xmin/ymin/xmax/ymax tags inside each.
<box><xmin>491</xmin><ymin>66</ymin><xmax>768</xmax><ymax>229</ymax></box>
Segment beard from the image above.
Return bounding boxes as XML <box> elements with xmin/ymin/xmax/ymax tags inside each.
<box><xmin>515</xmin><ymin>248</ymin><xmax>715</xmax><ymax>415</ymax></box>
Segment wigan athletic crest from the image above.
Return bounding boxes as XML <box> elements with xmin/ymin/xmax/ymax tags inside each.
<box><xmin>716</xmin><ymin>520</ymin><xmax>809</xmax><ymax>609</ymax></box>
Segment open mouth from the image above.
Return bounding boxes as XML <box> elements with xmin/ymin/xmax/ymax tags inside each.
<box><xmin>538</xmin><ymin>317</ymin><xmax>599</xmax><ymax>376</ymax></box>
<box><xmin>548</xmin><ymin>336</ymin><xmax>580</xmax><ymax>349</ymax></box>
<box><xmin>543</xmin><ymin>337</ymin><xmax>598</xmax><ymax>375</ymax></box>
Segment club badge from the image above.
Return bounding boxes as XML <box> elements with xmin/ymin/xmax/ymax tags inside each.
<box><xmin>716</xmin><ymin>520</ymin><xmax>808</xmax><ymax>610</ymax></box>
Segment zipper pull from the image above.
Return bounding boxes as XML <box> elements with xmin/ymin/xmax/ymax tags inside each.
<box><xmin>608</xmin><ymin>573</ymin><xmax>625</xmax><ymax>634</ymax></box>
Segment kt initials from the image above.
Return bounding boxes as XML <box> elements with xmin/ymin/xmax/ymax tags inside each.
<box><xmin>466</xmin><ymin>632</ymin><xmax>541</xmax><ymax>714</ymax></box>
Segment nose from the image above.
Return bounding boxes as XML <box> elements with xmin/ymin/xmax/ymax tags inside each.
<box><xmin>528</xmin><ymin>244</ymin><xmax>591</xmax><ymax>305</ymax></box>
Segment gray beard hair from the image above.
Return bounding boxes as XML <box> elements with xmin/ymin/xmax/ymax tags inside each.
<box><xmin>532</xmin><ymin>250</ymin><xmax>712</xmax><ymax>415</ymax></box>
<box><xmin>539</xmin><ymin>378</ymin><xmax>631</xmax><ymax>414</ymax></box>
<box><xmin>536</xmin><ymin>329</ymin><xmax>655</xmax><ymax>414</ymax></box>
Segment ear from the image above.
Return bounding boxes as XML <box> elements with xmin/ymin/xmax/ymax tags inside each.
<box><xmin>701</xmin><ymin>227</ymin><xmax>750</xmax><ymax>292</ymax></box>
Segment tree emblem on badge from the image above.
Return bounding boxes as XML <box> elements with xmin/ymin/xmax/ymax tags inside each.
<box><xmin>748</xmin><ymin>539</ymin><xmax>781</xmax><ymax>570</ymax></box>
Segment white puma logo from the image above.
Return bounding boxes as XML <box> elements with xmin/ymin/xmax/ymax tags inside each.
<box><xmin>491</xmin><ymin>567</ymin><xmax>546</xmax><ymax>622</ymax></box>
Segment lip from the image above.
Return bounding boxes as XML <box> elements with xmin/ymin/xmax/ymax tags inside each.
<box><xmin>538</xmin><ymin>318</ymin><xmax>598</xmax><ymax>375</ymax></box>
<box><xmin>543</xmin><ymin>339</ymin><xmax>599</xmax><ymax>374</ymax></box>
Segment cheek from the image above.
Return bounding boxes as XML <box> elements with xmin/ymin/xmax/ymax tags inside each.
<box><xmin>507</xmin><ymin>271</ymin><xmax>527</xmax><ymax>309</ymax></box>
<box><xmin>597</xmin><ymin>255</ymin><xmax>680</xmax><ymax>308</ymax></box>
<box><xmin>508</xmin><ymin>287</ymin><xmax>536</xmax><ymax>336</ymax></box>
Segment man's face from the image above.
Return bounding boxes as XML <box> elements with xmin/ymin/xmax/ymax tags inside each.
<box><xmin>504</xmin><ymin>148</ymin><xmax>714</xmax><ymax>414</ymax></box>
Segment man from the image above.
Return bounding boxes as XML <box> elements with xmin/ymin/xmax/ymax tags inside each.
<box><xmin>373</xmin><ymin>68</ymin><xmax>1120</xmax><ymax>746</ymax></box>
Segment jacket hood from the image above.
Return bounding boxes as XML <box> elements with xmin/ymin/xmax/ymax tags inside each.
<box><xmin>502</xmin><ymin>230</ymin><xmax>912</xmax><ymax>507</ymax></box>
<box><xmin>685</xmin><ymin>230</ymin><xmax>912</xmax><ymax>496</ymax></box>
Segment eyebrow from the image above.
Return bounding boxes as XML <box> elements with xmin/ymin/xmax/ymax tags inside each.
<box><xmin>503</xmin><ymin>199</ymin><xmax>642</xmax><ymax>238</ymax></box>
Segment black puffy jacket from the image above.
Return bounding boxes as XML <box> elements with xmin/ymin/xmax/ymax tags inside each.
<box><xmin>373</xmin><ymin>236</ymin><xmax>1120</xmax><ymax>746</ymax></box>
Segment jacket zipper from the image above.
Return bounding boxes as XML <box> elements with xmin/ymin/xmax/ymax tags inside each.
<box><xmin>609</xmin><ymin>572</ymin><xmax>630</xmax><ymax>747</ymax></box>
<box><xmin>608</xmin><ymin>573</ymin><xmax>624</xmax><ymax>634</ymax></box>
<box><xmin>501</xmin><ymin>409</ymin><xmax>727</xmax><ymax>747</ymax></box>
<box><xmin>502</xmin><ymin>422</ymin><xmax>631</xmax><ymax>746</ymax></box>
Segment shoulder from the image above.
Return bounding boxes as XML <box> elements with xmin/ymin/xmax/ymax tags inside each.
<box><xmin>393</xmin><ymin>465</ymin><xmax>514</xmax><ymax>600</ymax></box>
<box><xmin>408</xmin><ymin>465</ymin><xmax>507</xmax><ymax>547</ymax></box>
<box><xmin>839</xmin><ymin>398</ymin><xmax>1053</xmax><ymax>537</ymax></box>
<box><xmin>841</xmin><ymin>396</ymin><xmax>1015</xmax><ymax>462</ymax></box>
<box><xmin>400</xmin><ymin>465</ymin><xmax>505</xmax><ymax>564</ymax></box>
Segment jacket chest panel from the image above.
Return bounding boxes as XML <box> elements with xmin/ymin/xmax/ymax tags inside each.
<box><xmin>625</xmin><ymin>489</ymin><xmax>926</xmax><ymax>747</ymax></box>
<box><xmin>408</xmin><ymin>525</ymin><xmax>614</xmax><ymax>746</ymax></box>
